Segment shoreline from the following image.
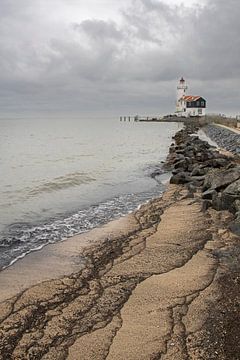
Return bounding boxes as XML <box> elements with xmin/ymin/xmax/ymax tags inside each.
<box><xmin>0</xmin><ymin>169</ymin><xmax>172</xmax><ymax>300</ymax></box>
<box><xmin>0</xmin><ymin>173</ymin><xmax>168</xmax><ymax>273</ymax></box>
<box><xmin>0</xmin><ymin>122</ymin><xmax>240</xmax><ymax>359</ymax></box>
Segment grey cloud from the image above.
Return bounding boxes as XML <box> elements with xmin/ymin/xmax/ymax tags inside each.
<box><xmin>73</xmin><ymin>20</ymin><xmax>123</xmax><ymax>40</ymax></box>
<box><xmin>0</xmin><ymin>0</ymin><xmax>239</xmax><ymax>116</ymax></box>
<box><xmin>180</xmin><ymin>0</ymin><xmax>240</xmax><ymax>81</ymax></box>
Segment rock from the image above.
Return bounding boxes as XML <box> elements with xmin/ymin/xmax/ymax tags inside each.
<box><xmin>220</xmin><ymin>179</ymin><xmax>240</xmax><ymax>210</ymax></box>
<box><xmin>172</xmin><ymin>167</ymin><xmax>185</xmax><ymax>175</ymax></box>
<box><xmin>229</xmin><ymin>213</ymin><xmax>240</xmax><ymax>236</ymax></box>
<box><xmin>173</xmin><ymin>154</ymin><xmax>185</xmax><ymax>163</ymax></box>
<box><xmin>196</xmin><ymin>152</ymin><xmax>204</xmax><ymax>162</ymax></box>
<box><xmin>191</xmin><ymin>166</ymin><xmax>206</xmax><ymax>177</ymax></box>
<box><xmin>223</xmin><ymin>178</ymin><xmax>240</xmax><ymax>197</ymax></box>
<box><xmin>170</xmin><ymin>172</ymin><xmax>190</xmax><ymax>184</ymax></box>
<box><xmin>175</xmin><ymin>149</ymin><xmax>185</xmax><ymax>155</ymax></box>
<box><xmin>187</xmin><ymin>182</ymin><xmax>197</xmax><ymax>194</ymax></box>
<box><xmin>202</xmin><ymin>189</ymin><xmax>217</xmax><ymax>200</ymax></box>
<box><xmin>212</xmin><ymin>193</ymin><xmax>223</xmax><ymax>211</ymax></box>
<box><xmin>150</xmin><ymin>169</ymin><xmax>164</xmax><ymax>178</ymax></box>
<box><xmin>201</xmin><ymin>200</ymin><xmax>212</xmax><ymax>212</ymax></box>
<box><xmin>188</xmin><ymin>175</ymin><xmax>205</xmax><ymax>187</ymax></box>
<box><xmin>211</xmin><ymin>158</ymin><xmax>229</xmax><ymax>168</ymax></box>
<box><xmin>203</xmin><ymin>166</ymin><xmax>240</xmax><ymax>191</ymax></box>
<box><xmin>187</xmin><ymin>164</ymin><xmax>194</xmax><ymax>173</ymax></box>
<box><xmin>234</xmin><ymin>199</ymin><xmax>240</xmax><ymax>212</ymax></box>
<box><xmin>185</xmin><ymin>149</ymin><xmax>195</xmax><ymax>158</ymax></box>
<box><xmin>174</xmin><ymin>157</ymin><xmax>193</xmax><ymax>171</ymax></box>
<box><xmin>174</xmin><ymin>159</ymin><xmax>188</xmax><ymax>169</ymax></box>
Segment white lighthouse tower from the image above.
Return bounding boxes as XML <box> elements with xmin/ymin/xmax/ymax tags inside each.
<box><xmin>177</xmin><ymin>77</ymin><xmax>188</xmax><ymax>101</ymax></box>
<box><xmin>176</xmin><ymin>77</ymin><xmax>188</xmax><ymax>116</ymax></box>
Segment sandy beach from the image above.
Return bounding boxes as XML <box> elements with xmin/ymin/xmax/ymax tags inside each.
<box><xmin>0</xmin><ymin>124</ymin><xmax>240</xmax><ymax>360</ymax></box>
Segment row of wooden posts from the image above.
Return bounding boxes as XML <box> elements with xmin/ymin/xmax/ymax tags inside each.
<box><xmin>120</xmin><ymin>116</ymin><xmax>133</xmax><ymax>121</ymax></box>
<box><xmin>120</xmin><ymin>116</ymin><xmax>154</xmax><ymax>122</ymax></box>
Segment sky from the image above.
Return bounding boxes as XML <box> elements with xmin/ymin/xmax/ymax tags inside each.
<box><xmin>0</xmin><ymin>0</ymin><xmax>239</xmax><ymax>117</ymax></box>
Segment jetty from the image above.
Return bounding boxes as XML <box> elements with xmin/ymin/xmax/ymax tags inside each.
<box><xmin>119</xmin><ymin>115</ymin><xmax>176</xmax><ymax>122</ymax></box>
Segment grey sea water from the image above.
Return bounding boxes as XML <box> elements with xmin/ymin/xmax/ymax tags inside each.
<box><xmin>0</xmin><ymin>117</ymin><xmax>181</xmax><ymax>269</ymax></box>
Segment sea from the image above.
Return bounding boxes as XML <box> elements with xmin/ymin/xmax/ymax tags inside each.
<box><xmin>0</xmin><ymin>117</ymin><xmax>181</xmax><ymax>270</ymax></box>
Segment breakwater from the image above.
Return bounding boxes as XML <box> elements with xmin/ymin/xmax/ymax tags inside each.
<box><xmin>203</xmin><ymin>123</ymin><xmax>240</xmax><ymax>154</ymax></box>
<box><xmin>167</xmin><ymin>124</ymin><xmax>240</xmax><ymax>234</ymax></box>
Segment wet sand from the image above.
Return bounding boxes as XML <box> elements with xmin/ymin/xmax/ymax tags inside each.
<box><xmin>0</xmin><ymin>215</ymin><xmax>138</xmax><ymax>303</ymax></box>
<box><xmin>0</xmin><ymin>182</ymin><xmax>238</xmax><ymax>359</ymax></box>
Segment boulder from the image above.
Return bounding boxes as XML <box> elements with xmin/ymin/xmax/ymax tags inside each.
<box><xmin>173</xmin><ymin>154</ymin><xmax>185</xmax><ymax>163</ymax></box>
<box><xmin>150</xmin><ymin>169</ymin><xmax>164</xmax><ymax>178</ymax></box>
<box><xmin>185</xmin><ymin>149</ymin><xmax>195</xmax><ymax>158</ymax></box>
<box><xmin>170</xmin><ymin>172</ymin><xmax>190</xmax><ymax>184</ymax></box>
<box><xmin>187</xmin><ymin>182</ymin><xmax>197</xmax><ymax>194</ymax></box>
<box><xmin>229</xmin><ymin>213</ymin><xmax>240</xmax><ymax>236</ymax></box>
<box><xmin>220</xmin><ymin>179</ymin><xmax>240</xmax><ymax>210</ymax></box>
<box><xmin>201</xmin><ymin>200</ymin><xmax>212</xmax><ymax>212</ymax></box>
<box><xmin>234</xmin><ymin>199</ymin><xmax>240</xmax><ymax>213</ymax></box>
<box><xmin>191</xmin><ymin>166</ymin><xmax>206</xmax><ymax>177</ymax></box>
<box><xmin>188</xmin><ymin>175</ymin><xmax>205</xmax><ymax>186</ymax></box>
<box><xmin>174</xmin><ymin>159</ymin><xmax>188</xmax><ymax>169</ymax></box>
<box><xmin>203</xmin><ymin>166</ymin><xmax>240</xmax><ymax>191</ymax></box>
<box><xmin>202</xmin><ymin>189</ymin><xmax>217</xmax><ymax>200</ymax></box>
<box><xmin>172</xmin><ymin>167</ymin><xmax>186</xmax><ymax>175</ymax></box>
<box><xmin>223</xmin><ymin>178</ymin><xmax>240</xmax><ymax>197</ymax></box>
<box><xmin>211</xmin><ymin>158</ymin><xmax>229</xmax><ymax>168</ymax></box>
<box><xmin>212</xmin><ymin>193</ymin><xmax>223</xmax><ymax>211</ymax></box>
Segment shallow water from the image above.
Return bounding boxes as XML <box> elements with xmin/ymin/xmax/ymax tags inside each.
<box><xmin>0</xmin><ymin>117</ymin><xmax>181</xmax><ymax>269</ymax></box>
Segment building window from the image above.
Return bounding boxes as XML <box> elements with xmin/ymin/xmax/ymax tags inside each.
<box><xmin>196</xmin><ymin>101</ymin><xmax>200</xmax><ymax>107</ymax></box>
<box><xmin>198</xmin><ymin>109</ymin><xmax>202</xmax><ymax>115</ymax></box>
<box><xmin>201</xmin><ymin>101</ymin><xmax>205</xmax><ymax>107</ymax></box>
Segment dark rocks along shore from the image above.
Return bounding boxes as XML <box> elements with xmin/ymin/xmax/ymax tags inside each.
<box><xmin>165</xmin><ymin>124</ymin><xmax>240</xmax><ymax>236</ymax></box>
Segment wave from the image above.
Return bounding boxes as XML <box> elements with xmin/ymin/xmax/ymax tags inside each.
<box><xmin>28</xmin><ymin>172</ymin><xmax>96</xmax><ymax>196</ymax></box>
<box><xmin>0</xmin><ymin>186</ymin><xmax>164</xmax><ymax>270</ymax></box>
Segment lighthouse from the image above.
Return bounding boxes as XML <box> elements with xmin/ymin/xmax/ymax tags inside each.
<box><xmin>177</xmin><ymin>77</ymin><xmax>188</xmax><ymax>102</ymax></box>
<box><xmin>175</xmin><ymin>77</ymin><xmax>206</xmax><ymax>117</ymax></box>
<box><xmin>176</xmin><ymin>77</ymin><xmax>188</xmax><ymax>115</ymax></box>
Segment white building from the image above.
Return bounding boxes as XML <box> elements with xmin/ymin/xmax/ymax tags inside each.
<box><xmin>176</xmin><ymin>78</ymin><xmax>206</xmax><ymax>117</ymax></box>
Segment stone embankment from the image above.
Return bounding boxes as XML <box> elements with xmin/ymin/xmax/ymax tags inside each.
<box><xmin>203</xmin><ymin>124</ymin><xmax>240</xmax><ymax>154</ymax></box>
<box><xmin>167</xmin><ymin>124</ymin><xmax>240</xmax><ymax>235</ymax></box>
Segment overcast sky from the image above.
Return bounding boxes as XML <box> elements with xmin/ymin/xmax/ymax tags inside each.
<box><xmin>0</xmin><ymin>0</ymin><xmax>239</xmax><ymax>117</ymax></box>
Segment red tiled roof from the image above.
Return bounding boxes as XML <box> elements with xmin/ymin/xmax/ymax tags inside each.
<box><xmin>182</xmin><ymin>95</ymin><xmax>201</xmax><ymax>102</ymax></box>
